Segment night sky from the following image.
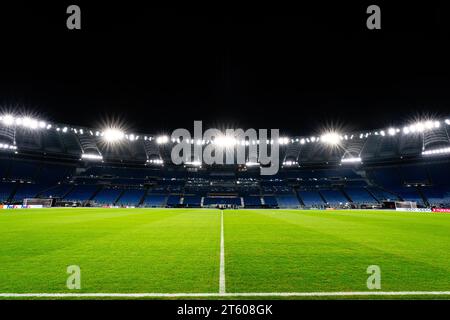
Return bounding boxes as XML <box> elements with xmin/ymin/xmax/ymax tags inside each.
<box><xmin>0</xmin><ymin>2</ymin><xmax>450</xmax><ymax>136</ymax></box>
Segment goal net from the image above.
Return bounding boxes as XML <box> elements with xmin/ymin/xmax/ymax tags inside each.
<box><xmin>23</xmin><ymin>198</ymin><xmax>54</xmax><ymax>208</ymax></box>
<box><xmin>395</xmin><ymin>201</ymin><xmax>417</xmax><ymax>211</ymax></box>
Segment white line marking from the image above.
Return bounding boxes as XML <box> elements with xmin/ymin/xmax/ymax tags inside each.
<box><xmin>219</xmin><ymin>210</ymin><xmax>226</xmax><ymax>294</ymax></box>
<box><xmin>0</xmin><ymin>291</ymin><xmax>450</xmax><ymax>298</ymax></box>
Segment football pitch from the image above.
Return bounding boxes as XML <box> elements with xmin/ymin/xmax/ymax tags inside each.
<box><xmin>0</xmin><ymin>208</ymin><xmax>449</xmax><ymax>299</ymax></box>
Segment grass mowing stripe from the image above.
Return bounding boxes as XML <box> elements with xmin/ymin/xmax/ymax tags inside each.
<box><xmin>0</xmin><ymin>209</ymin><xmax>221</xmax><ymax>293</ymax></box>
<box><xmin>225</xmin><ymin>209</ymin><xmax>450</xmax><ymax>293</ymax></box>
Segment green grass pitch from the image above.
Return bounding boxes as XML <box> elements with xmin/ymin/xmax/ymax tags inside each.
<box><xmin>0</xmin><ymin>208</ymin><xmax>449</xmax><ymax>299</ymax></box>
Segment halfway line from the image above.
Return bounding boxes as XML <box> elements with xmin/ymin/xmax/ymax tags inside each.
<box><xmin>219</xmin><ymin>210</ymin><xmax>226</xmax><ymax>294</ymax></box>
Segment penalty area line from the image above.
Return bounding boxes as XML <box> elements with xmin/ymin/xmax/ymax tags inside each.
<box><xmin>0</xmin><ymin>291</ymin><xmax>450</xmax><ymax>298</ymax></box>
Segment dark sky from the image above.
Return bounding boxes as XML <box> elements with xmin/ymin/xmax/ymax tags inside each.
<box><xmin>0</xmin><ymin>2</ymin><xmax>450</xmax><ymax>136</ymax></box>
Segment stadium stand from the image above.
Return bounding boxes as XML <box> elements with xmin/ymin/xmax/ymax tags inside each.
<box><xmin>142</xmin><ymin>194</ymin><xmax>167</xmax><ymax>207</ymax></box>
<box><xmin>345</xmin><ymin>188</ymin><xmax>377</xmax><ymax>205</ymax></box>
<box><xmin>276</xmin><ymin>194</ymin><xmax>300</xmax><ymax>208</ymax></box>
<box><xmin>93</xmin><ymin>188</ymin><xmax>123</xmax><ymax>205</ymax></box>
<box><xmin>64</xmin><ymin>185</ymin><xmax>100</xmax><ymax>203</ymax></box>
<box><xmin>320</xmin><ymin>190</ymin><xmax>348</xmax><ymax>205</ymax></box>
<box><xmin>1</xmin><ymin>116</ymin><xmax>450</xmax><ymax>209</ymax></box>
<box><xmin>297</xmin><ymin>191</ymin><xmax>325</xmax><ymax>207</ymax></box>
<box><xmin>116</xmin><ymin>189</ymin><xmax>146</xmax><ymax>207</ymax></box>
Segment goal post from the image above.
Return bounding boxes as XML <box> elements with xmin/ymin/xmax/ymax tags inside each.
<box><xmin>23</xmin><ymin>198</ymin><xmax>54</xmax><ymax>208</ymax></box>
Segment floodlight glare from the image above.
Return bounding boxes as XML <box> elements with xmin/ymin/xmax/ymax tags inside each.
<box><xmin>103</xmin><ymin>129</ymin><xmax>125</xmax><ymax>143</ymax></box>
<box><xmin>214</xmin><ymin>136</ymin><xmax>236</xmax><ymax>147</ymax></box>
<box><xmin>2</xmin><ymin>115</ymin><xmax>14</xmax><ymax>126</ymax></box>
<box><xmin>388</xmin><ymin>128</ymin><xmax>396</xmax><ymax>136</ymax></box>
<box><xmin>156</xmin><ymin>135</ymin><xmax>169</xmax><ymax>144</ymax></box>
<box><xmin>321</xmin><ymin>132</ymin><xmax>341</xmax><ymax>145</ymax></box>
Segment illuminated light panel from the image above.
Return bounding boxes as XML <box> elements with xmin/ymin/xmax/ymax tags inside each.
<box><xmin>185</xmin><ymin>161</ymin><xmax>202</xmax><ymax>166</ymax></box>
<box><xmin>422</xmin><ymin>147</ymin><xmax>450</xmax><ymax>156</ymax></box>
<box><xmin>245</xmin><ymin>161</ymin><xmax>259</xmax><ymax>167</ymax></box>
<box><xmin>81</xmin><ymin>154</ymin><xmax>103</xmax><ymax>161</ymax></box>
<box><xmin>0</xmin><ymin>143</ymin><xmax>17</xmax><ymax>152</ymax></box>
<box><xmin>341</xmin><ymin>157</ymin><xmax>362</xmax><ymax>163</ymax></box>
<box><xmin>147</xmin><ymin>159</ymin><xmax>164</xmax><ymax>165</ymax></box>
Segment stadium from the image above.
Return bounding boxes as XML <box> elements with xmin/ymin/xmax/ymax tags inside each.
<box><xmin>0</xmin><ymin>114</ymin><xmax>449</xmax><ymax>299</ymax></box>
<box><xmin>1</xmin><ymin>3</ymin><xmax>450</xmax><ymax>306</ymax></box>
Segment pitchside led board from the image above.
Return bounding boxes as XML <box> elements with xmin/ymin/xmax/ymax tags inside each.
<box><xmin>0</xmin><ymin>4</ymin><xmax>449</xmax><ymax>318</ymax></box>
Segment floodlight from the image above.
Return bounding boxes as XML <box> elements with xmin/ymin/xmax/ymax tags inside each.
<box><xmin>214</xmin><ymin>136</ymin><xmax>236</xmax><ymax>147</ymax></box>
<box><xmin>321</xmin><ymin>132</ymin><xmax>340</xmax><ymax>145</ymax></box>
<box><xmin>156</xmin><ymin>135</ymin><xmax>169</xmax><ymax>144</ymax></box>
<box><xmin>102</xmin><ymin>128</ymin><xmax>124</xmax><ymax>143</ymax></box>
<box><xmin>388</xmin><ymin>128</ymin><xmax>396</xmax><ymax>136</ymax></box>
<box><xmin>2</xmin><ymin>115</ymin><xmax>14</xmax><ymax>126</ymax></box>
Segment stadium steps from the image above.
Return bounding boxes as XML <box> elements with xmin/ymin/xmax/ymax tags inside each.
<box><xmin>6</xmin><ymin>183</ymin><xmax>20</xmax><ymax>203</ymax></box>
<box><xmin>340</xmin><ymin>188</ymin><xmax>353</xmax><ymax>203</ymax></box>
<box><xmin>365</xmin><ymin>187</ymin><xmax>381</xmax><ymax>203</ymax></box>
<box><xmin>294</xmin><ymin>189</ymin><xmax>305</xmax><ymax>206</ymax></box>
<box><xmin>88</xmin><ymin>185</ymin><xmax>103</xmax><ymax>201</ymax></box>
<box><xmin>114</xmin><ymin>189</ymin><xmax>127</xmax><ymax>206</ymax></box>
<box><xmin>416</xmin><ymin>186</ymin><xmax>430</xmax><ymax>207</ymax></box>
<box><xmin>138</xmin><ymin>188</ymin><xmax>149</xmax><ymax>207</ymax></box>
<box><xmin>61</xmin><ymin>185</ymin><xmax>75</xmax><ymax>199</ymax></box>
<box><xmin>317</xmin><ymin>191</ymin><xmax>327</xmax><ymax>204</ymax></box>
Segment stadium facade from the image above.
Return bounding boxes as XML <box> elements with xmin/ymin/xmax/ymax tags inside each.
<box><xmin>1</xmin><ymin>115</ymin><xmax>450</xmax><ymax>209</ymax></box>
